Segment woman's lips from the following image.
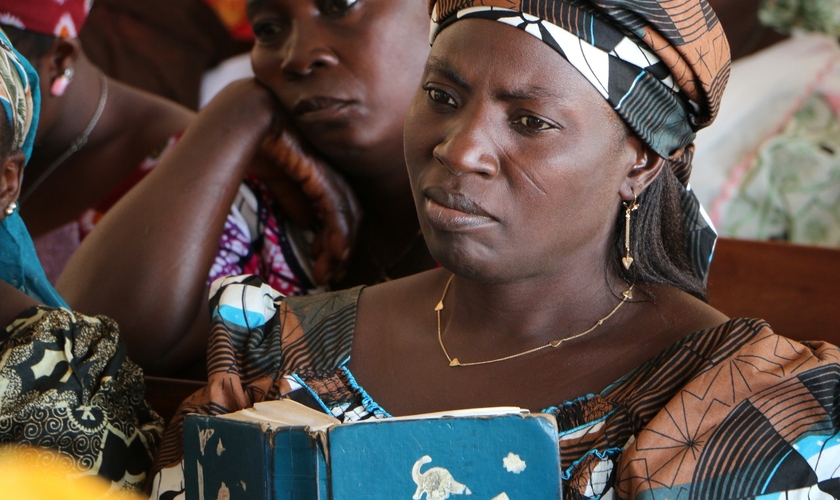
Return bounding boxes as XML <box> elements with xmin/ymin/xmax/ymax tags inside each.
<box><xmin>423</xmin><ymin>186</ymin><xmax>496</xmax><ymax>231</ymax></box>
<box><xmin>293</xmin><ymin>96</ymin><xmax>355</xmax><ymax>123</ymax></box>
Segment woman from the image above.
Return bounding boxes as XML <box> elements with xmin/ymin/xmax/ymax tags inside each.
<box><xmin>0</xmin><ymin>0</ymin><xmax>193</xmax><ymax>281</ymax></box>
<box><xmin>213</xmin><ymin>0</ymin><xmax>438</xmax><ymax>288</ymax></box>
<box><xmin>54</xmin><ymin>0</ymin><xmax>435</xmax><ymax>375</ymax></box>
<box><xmin>152</xmin><ymin>1</ymin><xmax>840</xmax><ymax>498</ymax></box>
<box><xmin>0</xmin><ymin>29</ymin><xmax>162</xmax><ymax>492</ymax></box>
<box><xmin>0</xmin><ymin>0</ymin><xmax>360</xmax><ymax>375</ymax></box>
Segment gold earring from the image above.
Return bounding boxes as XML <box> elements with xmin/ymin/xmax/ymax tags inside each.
<box><xmin>4</xmin><ymin>201</ymin><xmax>17</xmax><ymax>216</ymax></box>
<box><xmin>622</xmin><ymin>190</ymin><xmax>639</xmax><ymax>270</ymax></box>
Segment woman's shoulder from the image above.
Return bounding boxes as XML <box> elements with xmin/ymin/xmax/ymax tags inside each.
<box><xmin>638</xmin><ymin>284</ymin><xmax>840</xmax><ymax>364</ymax></box>
<box><xmin>110</xmin><ymin>79</ymin><xmax>194</xmax><ymax>153</ymax></box>
<box><xmin>610</xmin><ymin>315</ymin><xmax>840</xmax><ymax>404</ymax></box>
<box><xmin>2</xmin><ymin>303</ymin><xmax>118</xmax><ymax>337</ymax></box>
<box><xmin>612</xmin><ymin>316</ymin><xmax>840</xmax><ymax>499</ymax></box>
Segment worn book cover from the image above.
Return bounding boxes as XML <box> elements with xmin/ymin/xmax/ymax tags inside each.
<box><xmin>184</xmin><ymin>400</ymin><xmax>561</xmax><ymax>499</ymax></box>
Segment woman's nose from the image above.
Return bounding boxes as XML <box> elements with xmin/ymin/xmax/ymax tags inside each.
<box><xmin>280</xmin><ymin>23</ymin><xmax>339</xmax><ymax>77</ymax></box>
<box><xmin>432</xmin><ymin>109</ymin><xmax>501</xmax><ymax>178</ymax></box>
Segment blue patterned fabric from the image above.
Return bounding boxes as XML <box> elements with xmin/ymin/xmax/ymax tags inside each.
<box><xmin>0</xmin><ymin>29</ymin><xmax>66</xmax><ymax>308</ymax></box>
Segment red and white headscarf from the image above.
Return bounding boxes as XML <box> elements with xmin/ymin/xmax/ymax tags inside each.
<box><xmin>0</xmin><ymin>0</ymin><xmax>91</xmax><ymax>38</ymax></box>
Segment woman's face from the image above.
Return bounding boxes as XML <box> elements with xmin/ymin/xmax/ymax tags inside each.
<box><xmin>248</xmin><ymin>0</ymin><xmax>429</xmax><ymax>169</ymax></box>
<box><xmin>0</xmin><ymin>148</ymin><xmax>25</xmax><ymax>224</ymax></box>
<box><xmin>404</xmin><ymin>19</ymin><xmax>646</xmax><ymax>282</ymax></box>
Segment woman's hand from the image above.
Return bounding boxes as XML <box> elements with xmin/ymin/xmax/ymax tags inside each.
<box><xmin>256</xmin><ymin>127</ymin><xmax>362</xmax><ymax>285</ymax></box>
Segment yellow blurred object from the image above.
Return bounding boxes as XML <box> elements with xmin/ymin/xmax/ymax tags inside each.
<box><xmin>0</xmin><ymin>446</ymin><xmax>144</xmax><ymax>500</ymax></box>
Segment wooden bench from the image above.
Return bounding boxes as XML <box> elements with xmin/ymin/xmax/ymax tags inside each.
<box><xmin>707</xmin><ymin>238</ymin><xmax>840</xmax><ymax>343</ymax></box>
<box><xmin>144</xmin><ymin>376</ymin><xmax>206</xmax><ymax>424</ymax></box>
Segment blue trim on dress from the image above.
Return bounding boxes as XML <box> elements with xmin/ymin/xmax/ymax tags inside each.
<box><xmin>339</xmin><ymin>359</ymin><xmax>393</xmax><ymax>418</ymax></box>
<box><xmin>557</xmin><ymin>408</ymin><xmax>618</xmax><ymax>438</ymax></box>
<box><xmin>290</xmin><ymin>373</ymin><xmax>333</xmax><ymax>415</ymax></box>
<box><xmin>542</xmin><ymin>392</ymin><xmax>598</xmax><ymax>414</ymax></box>
<box><xmin>543</xmin><ymin>393</ymin><xmax>619</xmax><ymax>438</ymax></box>
<box><xmin>560</xmin><ymin>447</ymin><xmax>623</xmax><ymax>481</ymax></box>
<box><xmin>761</xmin><ymin>449</ymin><xmax>793</xmax><ymax>494</ymax></box>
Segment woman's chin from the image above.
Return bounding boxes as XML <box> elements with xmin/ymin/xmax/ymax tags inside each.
<box><xmin>427</xmin><ymin>241</ymin><xmax>508</xmax><ymax>284</ymax></box>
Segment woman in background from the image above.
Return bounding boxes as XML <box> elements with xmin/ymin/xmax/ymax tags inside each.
<box><xmin>0</xmin><ymin>0</ymin><xmax>193</xmax><ymax>281</ymax></box>
<box><xmin>694</xmin><ymin>0</ymin><xmax>840</xmax><ymax>246</ymax></box>
<box><xmin>0</xmin><ymin>28</ymin><xmax>162</xmax><ymax>492</ymax></box>
<box><xmin>54</xmin><ymin>0</ymin><xmax>436</xmax><ymax>375</ymax></box>
<box><xmin>0</xmin><ymin>0</ymin><xmax>360</xmax><ymax>375</ymax></box>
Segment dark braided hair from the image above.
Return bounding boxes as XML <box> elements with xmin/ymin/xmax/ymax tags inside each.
<box><xmin>611</xmin><ymin>166</ymin><xmax>707</xmax><ymax>301</ymax></box>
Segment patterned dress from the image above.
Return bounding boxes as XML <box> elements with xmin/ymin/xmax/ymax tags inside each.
<box><xmin>151</xmin><ymin>275</ymin><xmax>840</xmax><ymax>500</ymax></box>
<box><xmin>0</xmin><ymin>306</ymin><xmax>164</xmax><ymax>493</ymax></box>
<box><xmin>33</xmin><ymin>133</ymin><xmax>322</xmax><ymax>298</ymax></box>
<box><xmin>207</xmin><ymin>176</ymin><xmax>324</xmax><ymax>297</ymax></box>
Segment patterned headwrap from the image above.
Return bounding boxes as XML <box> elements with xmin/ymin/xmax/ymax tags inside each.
<box><xmin>429</xmin><ymin>0</ymin><xmax>731</xmax><ymax>281</ymax></box>
<box><xmin>0</xmin><ymin>28</ymin><xmax>66</xmax><ymax>307</ymax></box>
<box><xmin>0</xmin><ymin>0</ymin><xmax>91</xmax><ymax>38</ymax></box>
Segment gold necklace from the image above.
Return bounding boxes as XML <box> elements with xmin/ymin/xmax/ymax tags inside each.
<box><xmin>435</xmin><ymin>275</ymin><xmax>634</xmax><ymax>367</ymax></box>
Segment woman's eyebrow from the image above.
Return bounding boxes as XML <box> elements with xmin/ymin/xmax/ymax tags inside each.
<box><xmin>426</xmin><ymin>56</ymin><xmax>564</xmax><ymax>102</ymax></box>
<box><xmin>425</xmin><ymin>57</ymin><xmax>471</xmax><ymax>89</ymax></box>
<box><xmin>496</xmin><ymin>86</ymin><xmax>562</xmax><ymax>102</ymax></box>
<box><xmin>247</xmin><ymin>0</ymin><xmax>270</xmax><ymax>17</ymax></box>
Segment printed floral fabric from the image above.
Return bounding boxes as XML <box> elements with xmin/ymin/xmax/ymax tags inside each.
<box><xmin>722</xmin><ymin>90</ymin><xmax>840</xmax><ymax>245</ymax></box>
<box><xmin>761</xmin><ymin>0</ymin><xmax>840</xmax><ymax>36</ymax></box>
<box><xmin>152</xmin><ymin>275</ymin><xmax>840</xmax><ymax>500</ymax></box>
<box><xmin>0</xmin><ymin>306</ymin><xmax>163</xmax><ymax>492</ymax></box>
<box><xmin>207</xmin><ymin>175</ymin><xmax>324</xmax><ymax>298</ymax></box>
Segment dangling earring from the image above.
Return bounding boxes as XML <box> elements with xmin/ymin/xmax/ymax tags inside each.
<box><xmin>50</xmin><ymin>68</ymin><xmax>74</xmax><ymax>97</ymax></box>
<box><xmin>4</xmin><ymin>201</ymin><xmax>17</xmax><ymax>216</ymax></box>
<box><xmin>622</xmin><ymin>189</ymin><xmax>640</xmax><ymax>270</ymax></box>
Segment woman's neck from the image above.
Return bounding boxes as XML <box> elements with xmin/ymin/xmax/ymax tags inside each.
<box><xmin>29</xmin><ymin>56</ymin><xmax>110</xmax><ymax>166</ymax></box>
<box><xmin>441</xmin><ymin>249</ymin><xmax>630</xmax><ymax>349</ymax></box>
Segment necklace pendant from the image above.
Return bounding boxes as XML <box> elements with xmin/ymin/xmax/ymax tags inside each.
<box><xmin>449</xmin><ymin>358</ymin><xmax>461</xmax><ymax>367</ymax></box>
<box><xmin>549</xmin><ymin>340</ymin><xmax>562</xmax><ymax>348</ymax></box>
<box><xmin>621</xmin><ymin>256</ymin><xmax>634</xmax><ymax>269</ymax></box>
<box><xmin>622</xmin><ymin>288</ymin><xmax>633</xmax><ymax>299</ymax></box>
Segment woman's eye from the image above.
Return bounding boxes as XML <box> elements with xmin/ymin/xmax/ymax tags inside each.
<box><xmin>513</xmin><ymin>115</ymin><xmax>553</xmax><ymax>131</ymax></box>
<box><xmin>426</xmin><ymin>88</ymin><xmax>457</xmax><ymax>107</ymax></box>
<box><xmin>253</xmin><ymin>21</ymin><xmax>284</xmax><ymax>42</ymax></box>
<box><xmin>319</xmin><ymin>0</ymin><xmax>359</xmax><ymax>16</ymax></box>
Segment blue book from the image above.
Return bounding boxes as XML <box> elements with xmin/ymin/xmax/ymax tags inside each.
<box><xmin>184</xmin><ymin>400</ymin><xmax>561</xmax><ymax>499</ymax></box>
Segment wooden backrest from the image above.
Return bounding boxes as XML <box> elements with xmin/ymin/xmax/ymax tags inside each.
<box><xmin>144</xmin><ymin>376</ymin><xmax>206</xmax><ymax>424</ymax></box>
<box><xmin>707</xmin><ymin>238</ymin><xmax>840</xmax><ymax>343</ymax></box>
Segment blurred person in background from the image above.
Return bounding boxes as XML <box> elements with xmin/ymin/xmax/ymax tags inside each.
<box><xmin>694</xmin><ymin>0</ymin><xmax>840</xmax><ymax>246</ymax></box>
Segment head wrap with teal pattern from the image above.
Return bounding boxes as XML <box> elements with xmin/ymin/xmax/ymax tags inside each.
<box><xmin>0</xmin><ymin>28</ymin><xmax>66</xmax><ymax>307</ymax></box>
<box><xmin>429</xmin><ymin>0</ymin><xmax>732</xmax><ymax>282</ymax></box>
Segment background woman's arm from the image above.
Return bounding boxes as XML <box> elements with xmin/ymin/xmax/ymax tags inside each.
<box><xmin>57</xmin><ymin>79</ymin><xmax>276</xmax><ymax>374</ymax></box>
